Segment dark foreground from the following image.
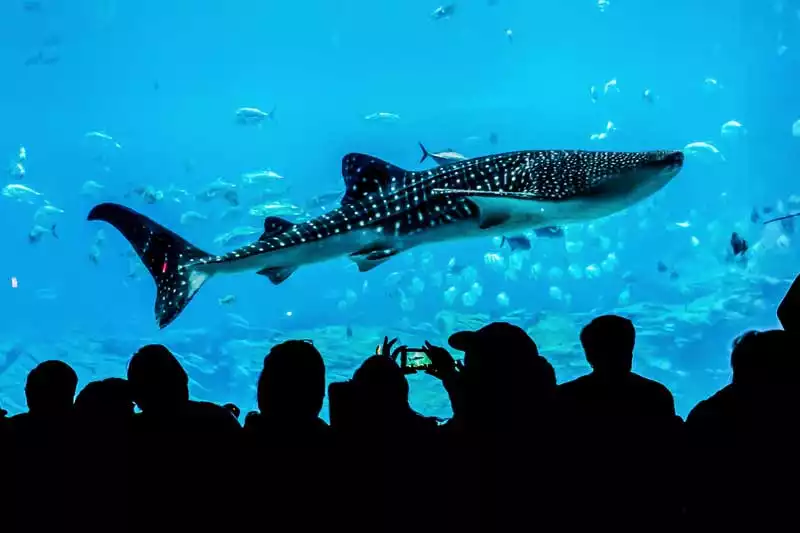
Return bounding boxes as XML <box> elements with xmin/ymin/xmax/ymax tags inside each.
<box><xmin>1</xmin><ymin>278</ymin><xmax>799</xmax><ymax>533</ymax></box>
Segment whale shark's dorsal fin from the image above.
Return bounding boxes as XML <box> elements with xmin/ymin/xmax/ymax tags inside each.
<box><xmin>260</xmin><ymin>216</ymin><xmax>294</xmax><ymax>241</ymax></box>
<box><xmin>341</xmin><ymin>153</ymin><xmax>409</xmax><ymax>205</ymax></box>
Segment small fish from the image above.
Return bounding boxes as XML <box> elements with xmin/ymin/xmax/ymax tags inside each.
<box><xmin>533</xmin><ymin>226</ymin><xmax>564</xmax><ymax>238</ymax></box>
<box><xmin>683</xmin><ymin>141</ymin><xmax>726</xmax><ymax>162</ymax></box>
<box><xmin>656</xmin><ymin>261</ymin><xmax>669</xmax><ymax>273</ymax></box>
<box><xmin>180</xmin><ymin>211</ymin><xmax>208</xmax><ymax>225</ymax></box>
<box><xmin>505</xmin><ymin>29</ymin><xmax>513</xmax><ymax>43</ymax></box>
<box><xmin>306</xmin><ymin>191</ymin><xmax>344</xmax><ymax>211</ymax></box>
<box><xmin>218</xmin><ymin>294</ymin><xmax>236</xmax><ymax>305</ymax></box>
<box><xmin>85</xmin><ymin>131</ymin><xmax>122</xmax><ymax>149</ymax></box>
<box><xmin>129</xmin><ymin>185</ymin><xmax>164</xmax><ymax>205</ymax></box>
<box><xmin>590</xmin><ymin>86</ymin><xmax>599</xmax><ymax>103</ymax></box>
<box><xmin>447</xmin><ymin>257</ymin><xmax>466</xmax><ymax>274</ymax></box>
<box><xmin>643</xmin><ymin>88</ymin><xmax>655</xmax><ymax>103</ymax></box>
<box><xmin>364</xmin><ymin>112</ymin><xmax>400</xmax><ymax>121</ymax></box>
<box><xmin>419</xmin><ymin>142</ymin><xmax>466</xmax><ymax>166</ymax></box>
<box><xmin>603</xmin><ymin>78</ymin><xmax>619</xmax><ymax>95</ymax></box>
<box><xmin>502</xmin><ymin>235</ymin><xmax>532</xmax><ymax>251</ymax></box>
<box><xmin>28</xmin><ymin>224</ymin><xmax>57</xmax><ymax>244</ymax></box>
<box><xmin>488</xmin><ymin>132</ymin><xmax>499</xmax><ymax>145</ymax></box>
<box><xmin>750</xmin><ymin>207</ymin><xmax>761</xmax><ymax>223</ymax></box>
<box><xmin>235</xmin><ymin>106</ymin><xmax>276</xmax><ymax>125</ymax></box>
<box><xmin>2</xmin><ymin>183</ymin><xmax>42</xmax><ymax>202</ymax></box>
<box><xmin>431</xmin><ymin>4</ymin><xmax>455</xmax><ymax>19</ymax></box>
<box><xmin>720</xmin><ymin>120</ymin><xmax>746</xmax><ymax>138</ymax></box>
<box><xmin>249</xmin><ymin>201</ymin><xmax>304</xmax><ymax>218</ymax></box>
<box><xmin>242</xmin><ymin>169</ymin><xmax>284</xmax><ymax>183</ymax></box>
<box><xmin>730</xmin><ymin>232</ymin><xmax>748</xmax><ymax>256</ymax></box>
<box><xmin>81</xmin><ymin>180</ymin><xmax>105</xmax><ymax>197</ymax></box>
<box><xmin>10</xmin><ymin>162</ymin><xmax>25</xmax><ymax>179</ymax></box>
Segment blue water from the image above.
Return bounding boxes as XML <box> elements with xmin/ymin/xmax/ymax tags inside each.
<box><xmin>1</xmin><ymin>0</ymin><xmax>798</xmax><ymax>419</ymax></box>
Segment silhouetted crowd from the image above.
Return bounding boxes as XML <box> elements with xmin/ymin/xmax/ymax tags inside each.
<box><xmin>1</xmin><ymin>296</ymin><xmax>799</xmax><ymax>532</ymax></box>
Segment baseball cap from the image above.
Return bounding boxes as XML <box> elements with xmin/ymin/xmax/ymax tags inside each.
<box><xmin>448</xmin><ymin>322</ymin><xmax>538</xmax><ymax>355</ymax></box>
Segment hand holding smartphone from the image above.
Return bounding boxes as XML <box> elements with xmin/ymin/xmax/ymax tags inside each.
<box><xmin>398</xmin><ymin>347</ymin><xmax>434</xmax><ymax>374</ymax></box>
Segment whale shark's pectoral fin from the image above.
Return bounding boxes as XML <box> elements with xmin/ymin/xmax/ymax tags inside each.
<box><xmin>349</xmin><ymin>247</ymin><xmax>400</xmax><ymax>272</ymax></box>
<box><xmin>260</xmin><ymin>216</ymin><xmax>294</xmax><ymax>240</ymax></box>
<box><xmin>479</xmin><ymin>213</ymin><xmax>511</xmax><ymax>230</ymax></box>
<box><xmin>257</xmin><ymin>266</ymin><xmax>297</xmax><ymax>285</ymax></box>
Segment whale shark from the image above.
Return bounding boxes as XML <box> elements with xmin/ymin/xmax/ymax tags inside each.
<box><xmin>88</xmin><ymin>149</ymin><xmax>684</xmax><ymax>328</ymax></box>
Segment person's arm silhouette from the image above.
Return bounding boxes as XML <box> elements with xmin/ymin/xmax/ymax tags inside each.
<box><xmin>422</xmin><ymin>341</ymin><xmax>464</xmax><ymax>416</ymax></box>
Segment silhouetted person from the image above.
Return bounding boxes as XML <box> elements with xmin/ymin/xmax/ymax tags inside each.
<box><xmin>9</xmin><ymin>360</ymin><xmax>79</xmax><ymax>532</ymax></box>
<box><xmin>243</xmin><ymin>340</ymin><xmax>330</xmax><ymax>530</ymax></box>
<box><xmin>686</xmin><ymin>329</ymin><xmax>800</xmax><ymax>529</ymax></box>
<box><xmin>558</xmin><ymin>314</ymin><xmax>676</xmax><ymax>417</ymax></box>
<box><xmin>75</xmin><ymin>377</ymin><xmax>134</xmax><ymax>420</ymax></box>
<box><xmin>74</xmin><ymin>378</ymin><xmax>135</xmax><ymax>532</ymax></box>
<box><xmin>557</xmin><ymin>315</ymin><xmax>681</xmax><ymax>530</ymax></box>
<box><xmin>437</xmin><ymin>322</ymin><xmax>558</xmax><ymax>531</ymax></box>
<box><xmin>127</xmin><ymin>344</ymin><xmax>241</xmax><ymax>531</ymax></box>
<box><xmin>331</xmin><ymin>341</ymin><xmax>440</xmax><ymax>532</ymax></box>
<box><xmin>0</xmin><ymin>404</ymin><xmax>9</xmax><ymax>531</ymax></box>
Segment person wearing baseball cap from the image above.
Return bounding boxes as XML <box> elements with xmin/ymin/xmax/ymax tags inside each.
<box><xmin>446</xmin><ymin>321</ymin><xmax>556</xmax><ymax>430</ymax></box>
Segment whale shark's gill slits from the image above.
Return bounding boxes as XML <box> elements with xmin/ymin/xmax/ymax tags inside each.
<box><xmin>87</xmin><ymin>203</ymin><xmax>213</xmax><ymax>329</ymax></box>
<box><xmin>383</xmin><ymin>196</ymin><xmax>479</xmax><ymax>238</ymax></box>
<box><xmin>520</xmin><ymin>150</ymin><xmax>658</xmax><ymax>200</ymax></box>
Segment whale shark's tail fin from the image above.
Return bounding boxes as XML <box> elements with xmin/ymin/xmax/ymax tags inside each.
<box><xmin>87</xmin><ymin>202</ymin><xmax>213</xmax><ymax>329</ymax></box>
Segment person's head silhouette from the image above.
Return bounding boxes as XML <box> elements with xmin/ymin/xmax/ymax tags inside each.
<box><xmin>731</xmin><ymin>329</ymin><xmax>797</xmax><ymax>388</ymax></box>
<box><xmin>127</xmin><ymin>344</ymin><xmax>189</xmax><ymax>413</ymax></box>
<box><xmin>580</xmin><ymin>315</ymin><xmax>635</xmax><ymax>376</ymax></box>
<box><xmin>352</xmin><ymin>354</ymin><xmax>409</xmax><ymax>419</ymax></box>
<box><xmin>258</xmin><ymin>340</ymin><xmax>326</xmax><ymax>421</ymax></box>
<box><xmin>25</xmin><ymin>360</ymin><xmax>78</xmax><ymax>416</ymax></box>
<box><xmin>449</xmin><ymin>322</ymin><xmax>555</xmax><ymax>420</ymax></box>
<box><xmin>75</xmin><ymin>378</ymin><xmax>134</xmax><ymax>421</ymax></box>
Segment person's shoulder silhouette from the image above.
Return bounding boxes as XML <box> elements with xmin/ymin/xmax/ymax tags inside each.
<box><xmin>559</xmin><ymin>314</ymin><xmax>675</xmax><ymax>417</ymax></box>
<box><xmin>689</xmin><ymin>328</ymin><xmax>799</xmax><ymax>426</ymax></box>
<box><xmin>8</xmin><ymin>360</ymin><xmax>79</xmax><ymax>531</ymax></box>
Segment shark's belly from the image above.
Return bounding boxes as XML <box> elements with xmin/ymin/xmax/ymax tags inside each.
<box><xmin>204</xmin><ymin>229</ymin><xmax>383</xmax><ymax>275</ymax></box>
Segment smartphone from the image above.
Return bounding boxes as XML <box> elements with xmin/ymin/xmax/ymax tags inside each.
<box><xmin>399</xmin><ymin>347</ymin><xmax>433</xmax><ymax>374</ymax></box>
<box><xmin>777</xmin><ymin>274</ymin><xmax>800</xmax><ymax>332</ymax></box>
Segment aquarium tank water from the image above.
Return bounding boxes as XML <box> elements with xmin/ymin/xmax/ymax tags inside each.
<box><xmin>1</xmin><ymin>0</ymin><xmax>798</xmax><ymax>420</ymax></box>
